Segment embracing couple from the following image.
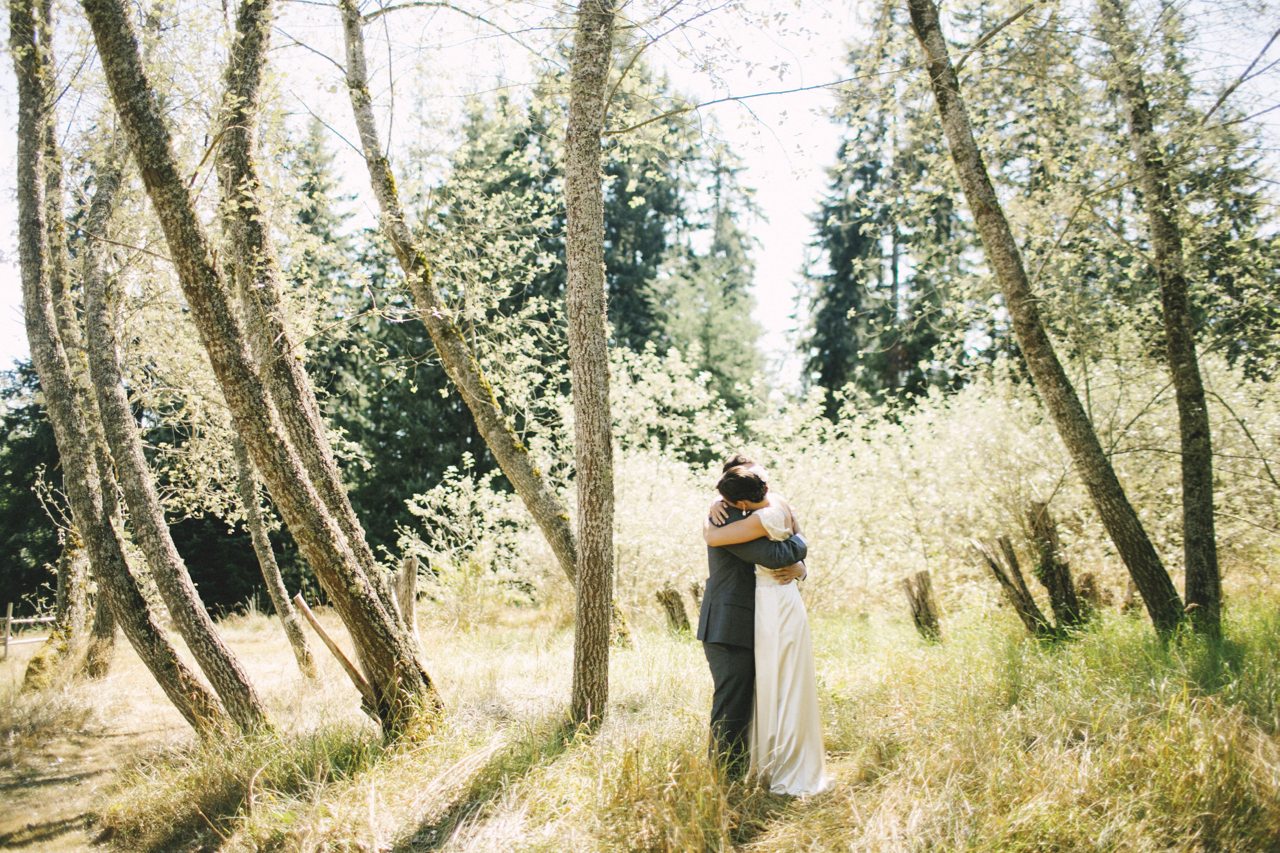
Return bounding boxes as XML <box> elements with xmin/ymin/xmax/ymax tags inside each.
<box><xmin>697</xmin><ymin>454</ymin><xmax>831</xmax><ymax>797</ymax></box>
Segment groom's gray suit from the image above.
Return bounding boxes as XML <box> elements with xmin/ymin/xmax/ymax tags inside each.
<box><xmin>697</xmin><ymin>506</ymin><xmax>807</xmax><ymax>776</ymax></box>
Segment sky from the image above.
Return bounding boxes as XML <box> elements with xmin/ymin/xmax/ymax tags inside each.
<box><xmin>1</xmin><ymin>0</ymin><xmax>1277</xmax><ymax>386</ymax></box>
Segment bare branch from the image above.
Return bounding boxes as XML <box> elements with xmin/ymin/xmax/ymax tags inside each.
<box><xmin>954</xmin><ymin>0</ymin><xmax>1044</xmax><ymax>74</ymax></box>
<box><xmin>361</xmin><ymin>1</ymin><xmax>542</xmax><ymax>57</ymax></box>
<box><xmin>1201</xmin><ymin>23</ymin><xmax>1280</xmax><ymax>125</ymax></box>
<box><xmin>603</xmin><ymin>66</ymin><xmax>905</xmax><ymax>136</ymax></box>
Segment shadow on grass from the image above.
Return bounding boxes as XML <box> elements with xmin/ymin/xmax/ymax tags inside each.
<box><xmin>99</xmin><ymin>723</ymin><xmax>384</xmax><ymax>853</ymax></box>
<box><xmin>0</xmin><ymin>813</ymin><xmax>92</xmax><ymax>848</ymax></box>
<box><xmin>392</xmin><ymin>716</ymin><xmax>579</xmax><ymax>851</ymax></box>
<box><xmin>727</xmin><ymin>781</ymin><xmax>794</xmax><ymax>849</ymax></box>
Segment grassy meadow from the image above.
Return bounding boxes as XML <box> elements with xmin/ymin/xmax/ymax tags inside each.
<box><xmin>5</xmin><ymin>580</ymin><xmax>1280</xmax><ymax>851</ymax></box>
<box><xmin>2</xmin><ymin>358</ymin><xmax>1276</xmax><ymax>851</ymax></box>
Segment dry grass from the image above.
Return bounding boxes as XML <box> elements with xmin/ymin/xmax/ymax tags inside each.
<box><xmin>5</xmin><ymin>593</ymin><xmax>1280</xmax><ymax>851</ymax></box>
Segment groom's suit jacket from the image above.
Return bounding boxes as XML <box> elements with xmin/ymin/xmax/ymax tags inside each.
<box><xmin>697</xmin><ymin>506</ymin><xmax>808</xmax><ymax>650</ymax></box>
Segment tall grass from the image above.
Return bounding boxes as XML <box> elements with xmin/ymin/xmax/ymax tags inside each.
<box><xmin>86</xmin><ymin>598</ymin><xmax>1280</xmax><ymax>852</ymax></box>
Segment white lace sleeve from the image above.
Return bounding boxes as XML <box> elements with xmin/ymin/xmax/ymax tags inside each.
<box><xmin>755</xmin><ymin>504</ymin><xmax>792</xmax><ymax>541</ymax></box>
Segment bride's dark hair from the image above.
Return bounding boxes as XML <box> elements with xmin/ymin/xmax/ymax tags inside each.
<box><xmin>721</xmin><ymin>453</ymin><xmax>755</xmax><ymax>474</ymax></box>
<box><xmin>717</xmin><ymin>465</ymin><xmax>768</xmax><ymax>504</ymax></box>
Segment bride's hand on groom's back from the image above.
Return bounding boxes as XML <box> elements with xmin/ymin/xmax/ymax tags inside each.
<box><xmin>708</xmin><ymin>498</ymin><xmax>729</xmax><ymax>526</ymax></box>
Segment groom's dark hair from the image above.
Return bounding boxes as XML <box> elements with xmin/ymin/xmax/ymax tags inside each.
<box><xmin>717</xmin><ymin>466</ymin><xmax>767</xmax><ymax>504</ymax></box>
<box><xmin>721</xmin><ymin>453</ymin><xmax>755</xmax><ymax>474</ymax></box>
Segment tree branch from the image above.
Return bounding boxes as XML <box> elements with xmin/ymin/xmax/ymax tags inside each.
<box><xmin>1200</xmin><ymin>23</ymin><xmax>1280</xmax><ymax>126</ymax></box>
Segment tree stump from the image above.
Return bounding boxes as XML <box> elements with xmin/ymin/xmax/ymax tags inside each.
<box><xmin>656</xmin><ymin>584</ymin><xmax>691</xmax><ymax>634</ymax></box>
<box><xmin>396</xmin><ymin>555</ymin><xmax>419</xmax><ymax>633</ymax></box>
<box><xmin>1076</xmin><ymin>572</ymin><xmax>1112</xmax><ymax>613</ymax></box>
<box><xmin>902</xmin><ymin>570</ymin><xmax>942</xmax><ymax>642</ymax></box>
<box><xmin>973</xmin><ymin>537</ymin><xmax>1057</xmax><ymax>639</ymax></box>
<box><xmin>1025</xmin><ymin>502</ymin><xmax>1084</xmax><ymax>630</ymax></box>
<box><xmin>689</xmin><ymin>581</ymin><xmax>703</xmax><ymax>609</ymax></box>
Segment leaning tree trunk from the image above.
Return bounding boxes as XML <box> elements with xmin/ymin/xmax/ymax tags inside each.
<box><xmin>337</xmin><ymin>0</ymin><xmax>579</xmax><ymax>587</ymax></box>
<box><xmin>974</xmin><ymin>537</ymin><xmax>1057</xmax><ymax>639</ymax></box>
<box><xmin>902</xmin><ymin>570</ymin><xmax>943</xmax><ymax>641</ymax></box>
<box><xmin>81</xmin><ymin>0</ymin><xmax>440</xmax><ymax>732</ymax></box>
<box><xmin>82</xmin><ymin>164</ymin><xmax>271</xmax><ymax>733</ymax></box>
<box><xmin>1025</xmin><ymin>502</ymin><xmax>1084</xmax><ymax>631</ymax></box>
<box><xmin>38</xmin><ymin>0</ymin><xmax>123</xmax><ymax>676</ymax></box>
<box><xmin>232</xmin><ymin>437</ymin><xmax>318</xmax><ymax>679</ymax></box>
<box><xmin>215</xmin><ymin>0</ymin><xmax>399</xmax><ymax>619</ymax></box>
<box><xmin>84</xmin><ymin>585</ymin><xmax>115</xmax><ymax>678</ymax></box>
<box><xmin>1097</xmin><ymin>0</ymin><xmax>1219</xmax><ymax>637</ymax></box>
<box><xmin>564</xmin><ymin>0</ymin><xmax>617</xmax><ymax>728</ymax></box>
<box><xmin>905</xmin><ymin>0</ymin><xmax>1185</xmax><ymax>635</ymax></box>
<box><xmin>13</xmin><ymin>0</ymin><xmax>230</xmax><ymax>734</ymax></box>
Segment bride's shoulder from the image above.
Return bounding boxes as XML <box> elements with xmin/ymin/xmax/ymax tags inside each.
<box><xmin>755</xmin><ymin>499</ymin><xmax>792</xmax><ymax>540</ymax></box>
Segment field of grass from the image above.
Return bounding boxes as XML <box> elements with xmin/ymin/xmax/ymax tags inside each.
<box><xmin>4</xmin><ymin>588</ymin><xmax>1280</xmax><ymax>851</ymax></box>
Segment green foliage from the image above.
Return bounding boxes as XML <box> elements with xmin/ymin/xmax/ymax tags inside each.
<box><xmin>655</xmin><ymin>144</ymin><xmax>763</xmax><ymax>422</ymax></box>
<box><xmin>398</xmin><ymin>456</ymin><xmax>538</xmax><ymax>628</ymax></box>
<box><xmin>803</xmin><ymin>7</ymin><xmax>975</xmax><ymax>414</ymax></box>
<box><xmin>807</xmin><ymin>0</ymin><xmax>1280</xmax><ymax>412</ymax></box>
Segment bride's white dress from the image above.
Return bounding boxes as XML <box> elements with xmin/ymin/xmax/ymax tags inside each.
<box><xmin>750</xmin><ymin>502</ymin><xmax>831</xmax><ymax>796</ymax></box>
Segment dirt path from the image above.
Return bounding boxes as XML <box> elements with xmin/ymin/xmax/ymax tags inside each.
<box><xmin>0</xmin><ymin>636</ymin><xmax>195</xmax><ymax>852</ymax></box>
<box><xmin>0</xmin><ymin>724</ymin><xmax>169</xmax><ymax>851</ymax></box>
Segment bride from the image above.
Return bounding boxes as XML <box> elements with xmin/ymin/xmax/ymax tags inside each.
<box><xmin>703</xmin><ymin>461</ymin><xmax>830</xmax><ymax>797</ymax></box>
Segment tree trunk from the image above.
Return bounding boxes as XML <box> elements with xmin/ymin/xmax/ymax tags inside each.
<box><xmin>22</xmin><ymin>541</ymin><xmax>90</xmax><ymax>690</ymax></box>
<box><xmin>80</xmin><ymin>0</ymin><xmax>440</xmax><ymax>732</ymax></box>
<box><xmin>84</xmin><ymin>584</ymin><xmax>116</xmax><ymax>679</ymax></box>
<box><xmin>395</xmin><ymin>555</ymin><xmax>421</xmax><ymax>646</ymax></box>
<box><xmin>13</xmin><ymin>0</ymin><xmax>230</xmax><ymax>734</ymax></box>
<box><xmin>337</xmin><ymin>0</ymin><xmax>579</xmax><ymax>587</ymax></box>
<box><xmin>902</xmin><ymin>570</ymin><xmax>942</xmax><ymax>641</ymax></box>
<box><xmin>656</xmin><ymin>584</ymin><xmax>691</xmax><ymax>633</ymax></box>
<box><xmin>1025</xmin><ymin>502</ymin><xmax>1084</xmax><ymax>630</ymax></box>
<box><xmin>1097</xmin><ymin>0</ymin><xmax>1219</xmax><ymax>637</ymax></box>
<box><xmin>82</xmin><ymin>164</ymin><xmax>272</xmax><ymax>733</ymax></box>
<box><xmin>905</xmin><ymin>0</ymin><xmax>1185</xmax><ymax>635</ymax></box>
<box><xmin>974</xmin><ymin>537</ymin><xmax>1057</xmax><ymax>639</ymax></box>
<box><xmin>564</xmin><ymin>0</ymin><xmax>616</xmax><ymax>728</ymax></box>
<box><xmin>232</xmin><ymin>436</ymin><xmax>317</xmax><ymax>679</ymax></box>
<box><xmin>215</xmin><ymin>0</ymin><xmax>400</xmax><ymax>620</ymax></box>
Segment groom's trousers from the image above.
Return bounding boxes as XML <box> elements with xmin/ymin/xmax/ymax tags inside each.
<box><xmin>703</xmin><ymin>641</ymin><xmax>754</xmax><ymax>778</ymax></box>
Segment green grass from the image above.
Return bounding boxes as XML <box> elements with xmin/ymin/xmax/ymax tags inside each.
<box><xmin>90</xmin><ymin>599</ymin><xmax>1280</xmax><ymax>851</ymax></box>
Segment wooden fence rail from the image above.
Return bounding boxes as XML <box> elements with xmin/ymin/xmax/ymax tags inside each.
<box><xmin>3</xmin><ymin>603</ymin><xmax>55</xmax><ymax>660</ymax></box>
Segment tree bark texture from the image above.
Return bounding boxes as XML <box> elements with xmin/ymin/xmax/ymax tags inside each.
<box><xmin>905</xmin><ymin>0</ymin><xmax>1185</xmax><ymax>635</ymax></box>
<box><xmin>337</xmin><ymin>0</ymin><xmax>579</xmax><ymax>588</ymax></box>
<box><xmin>13</xmin><ymin>0</ymin><xmax>230</xmax><ymax>734</ymax></box>
<box><xmin>232</xmin><ymin>436</ymin><xmax>318</xmax><ymax>679</ymax></box>
<box><xmin>82</xmin><ymin>166</ymin><xmax>271</xmax><ymax>733</ymax></box>
<box><xmin>1025</xmin><ymin>502</ymin><xmax>1084</xmax><ymax>631</ymax></box>
<box><xmin>902</xmin><ymin>570</ymin><xmax>942</xmax><ymax>641</ymax></box>
<box><xmin>81</xmin><ymin>0</ymin><xmax>440</xmax><ymax>731</ymax></box>
<box><xmin>564</xmin><ymin>0</ymin><xmax>616</xmax><ymax>727</ymax></box>
<box><xmin>1097</xmin><ymin>0</ymin><xmax>1219</xmax><ymax>636</ymax></box>
<box><xmin>215</xmin><ymin>0</ymin><xmax>400</xmax><ymax>620</ymax></box>
<box><xmin>656</xmin><ymin>584</ymin><xmax>691</xmax><ymax>633</ymax></box>
<box><xmin>395</xmin><ymin>555</ymin><xmax>420</xmax><ymax>647</ymax></box>
<box><xmin>22</xmin><ymin>542</ymin><xmax>90</xmax><ymax>691</ymax></box>
<box><xmin>84</xmin><ymin>582</ymin><xmax>116</xmax><ymax>679</ymax></box>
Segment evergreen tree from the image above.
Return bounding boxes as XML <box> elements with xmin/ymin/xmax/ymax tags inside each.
<box><xmin>804</xmin><ymin>27</ymin><xmax>968</xmax><ymax>416</ymax></box>
<box><xmin>656</xmin><ymin>144</ymin><xmax>762</xmax><ymax>420</ymax></box>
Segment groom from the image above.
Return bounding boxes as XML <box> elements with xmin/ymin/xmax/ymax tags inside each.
<box><xmin>697</xmin><ymin>485</ymin><xmax>807</xmax><ymax>778</ymax></box>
